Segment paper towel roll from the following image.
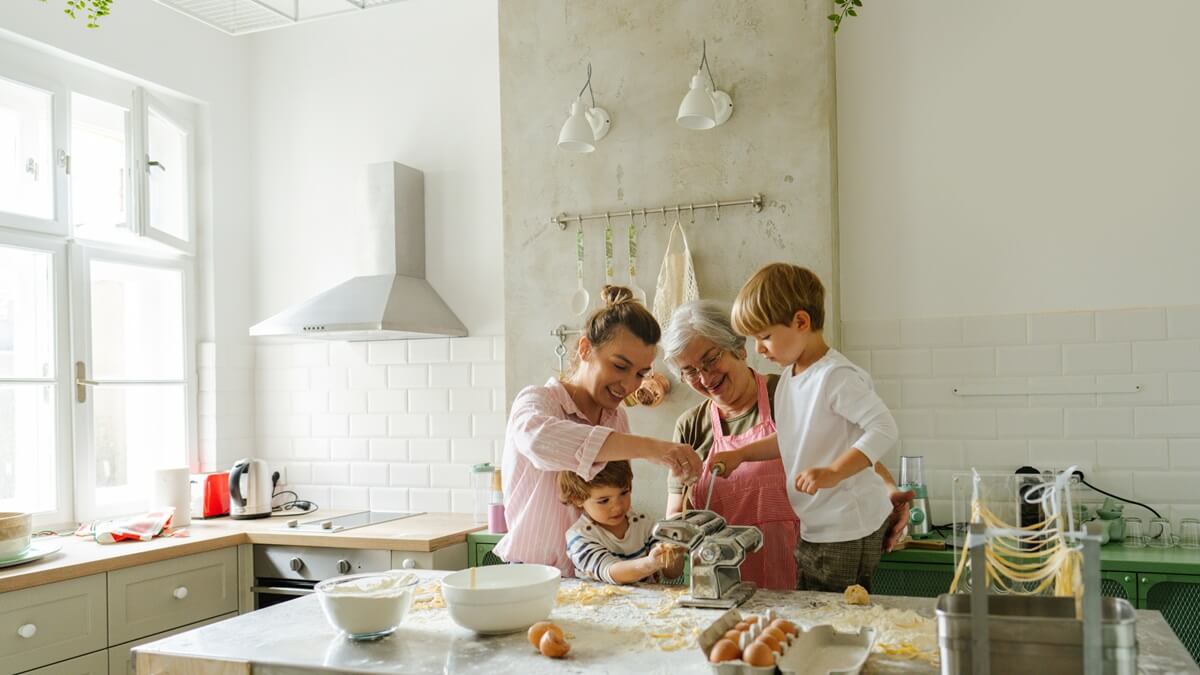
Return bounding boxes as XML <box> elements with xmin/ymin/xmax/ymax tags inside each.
<box><xmin>150</xmin><ymin>467</ymin><xmax>192</xmax><ymax>527</ymax></box>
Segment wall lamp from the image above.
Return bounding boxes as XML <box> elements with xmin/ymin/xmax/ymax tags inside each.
<box><xmin>677</xmin><ymin>40</ymin><xmax>733</xmax><ymax>130</ymax></box>
<box><xmin>558</xmin><ymin>63</ymin><xmax>612</xmax><ymax>153</ymax></box>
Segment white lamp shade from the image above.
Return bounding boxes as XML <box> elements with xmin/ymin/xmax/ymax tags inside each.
<box><xmin>677</xmin><ymin>73</ymin><xmax>717</xmax><ymax>130</ymax></box>
<box><xmin>558</xmin><ymin>100</ymin><xmax>596</xmax><ymax>153</ymax></box>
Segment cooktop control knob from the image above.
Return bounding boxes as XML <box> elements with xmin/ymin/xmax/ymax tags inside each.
<box><xmin>337</xmin><ymin>559</ymin><xmax>352</xmax><ymax>574</ymax></box>
<box><xmin>289</xmin><ymin>557</ymin><xmax>304</xmax><ymax>572</ymax></box>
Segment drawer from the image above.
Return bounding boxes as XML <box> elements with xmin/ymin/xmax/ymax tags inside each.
<box><xmin>107</xmin><ymin>548</ymin><xmax>237</xmax><ymax>644</ymax></box>
<box><xmin>109</xmin><ymin>611</ymin><xmax>236</xmax><ymax>675</ymax></box>
<box><xmin>391</xmin><ymin>542</ymin><xmax>467</xmax><ymax>571</ymax></box>
<box><xmin>23</xmin><ymin>649</ymin><xmax>108</xmax><ymax>675</ymax></box>
<box><xmin>0</xmin><ymin>574</ymin><xmax>107</xmax><ymax>674</ymax></box>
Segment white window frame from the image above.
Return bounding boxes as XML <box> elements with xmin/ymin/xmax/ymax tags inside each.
<box><xmin>0</xmin><ymin>37</ymin><xmax>200</xmax><ymax>525</ymax></box>
<box><xmin>0</xmin><ymin>228</ymin><xmax>74</xmax><ymax>526</ymax></box>
<box><xmin>132</xmin><ymin>87</ymin><xmax>196</xmax><ymax>254</ymax></box>
<box><xmin>69</xmin><ymin>243</ymin><xmax>196</xmax><ymax>522</ymax></box>
<box><xmin>0</xmin><ymin>68</ymin><xmax>70</xmax><ymax>237</ymax></box>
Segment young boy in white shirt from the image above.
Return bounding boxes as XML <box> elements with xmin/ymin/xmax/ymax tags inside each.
<box><xmin>713</xmin><ymin>263</ymin><xmax>900</xmax><ymax>592</ymax></box>
<box><xmin>559</xmin><ymin>461</ymin><xmax>685</xmax><ymax>584</ymax></box>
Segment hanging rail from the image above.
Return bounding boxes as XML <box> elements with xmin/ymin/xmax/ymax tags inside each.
<box><xmin>550</xmin><ymin>193</ymin><xmax>764</xmax><ymax>230</ymax></box>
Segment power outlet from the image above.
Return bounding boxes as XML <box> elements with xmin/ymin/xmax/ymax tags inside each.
<box><xmin>274</xmin><ymin>466</ymin><xmax>287</xmax><ymax>487</ymax></box>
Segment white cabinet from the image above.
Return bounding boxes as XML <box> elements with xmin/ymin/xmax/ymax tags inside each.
<box><xmin>108</xmin><ymin>611</ymin><xmax>236</xmax><ymax>675</ymax></box>
<box><xmin>391</xmin><ymin>542</ymin><xmax>467</xmax><ymax>571</ymax></box>
<box><xmin>107</xmin><ymin>548</ymin><xmax>238</xmax><ymax>644</ymax></box>
<box><xmin>23</xmin><ymin>650</ymin><xmax>108</xmax><ymax>675</ymax></box>
<box><xmin>0</xmin><ymin>574</ymin><xmax>107</xmax><ymax>674</ymax></box>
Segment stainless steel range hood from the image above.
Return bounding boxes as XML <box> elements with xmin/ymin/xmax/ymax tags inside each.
<box><xmin>249</xmin><ymin>162</ymin><xmax>467</xmax><ymax>342</ymax></box>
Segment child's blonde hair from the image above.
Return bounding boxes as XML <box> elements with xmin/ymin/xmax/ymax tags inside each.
<box><xmin>558</xmin><ymin>461</ymin><xmax>633</xmax><ymax>505</ymax></box>
<box><xmin>731</xmin><ymin>263</ymin><xmax>826</xmax><ymax>336</ymax></box>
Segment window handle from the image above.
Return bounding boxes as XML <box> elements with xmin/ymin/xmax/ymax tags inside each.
<box><xmin>75</xmin><ymin>361</ymin><xmax>98</xmax><ymax>403</ymax></box>
<box><xmin>25</xmin><ymin>158</ymin><xmax>38</xmax><ymax>180</ymax></box>
<box><xmin>147</xmin><ymin>158</ymin><xmax>167</xmax><ymax>173</ymax></box>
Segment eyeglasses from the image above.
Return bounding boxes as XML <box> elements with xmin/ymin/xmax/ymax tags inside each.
<box><xmin>679</xmin><ymin>349</ymin><xmax>724</xmax><ymax>382</ymax></box>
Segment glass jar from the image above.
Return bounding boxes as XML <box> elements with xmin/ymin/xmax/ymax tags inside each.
<box><xmin>470</xmin><ymin>463</ymin><xmax>494</xmax><ymax>524</ymax></box>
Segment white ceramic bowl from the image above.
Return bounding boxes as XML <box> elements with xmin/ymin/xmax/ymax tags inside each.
<box><xmin>0</xmin><ymin>513</ymin><xmax>32</xmax><ymax>560</ymax></box>
<box><xmin>315</xmin><ymin>571</ymin><xmax>418</xmax><ymax>641</ymax></box>
<box><xmin>441</xmin><ymin>564</ymin><xmax>561</xmax><ymax>634</ymax></box>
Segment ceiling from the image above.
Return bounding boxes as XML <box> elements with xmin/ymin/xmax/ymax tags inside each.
<box><xmin>153</xmin><ymin>0</ymin><xmax>408</xmax><ymax>35</ymax></box>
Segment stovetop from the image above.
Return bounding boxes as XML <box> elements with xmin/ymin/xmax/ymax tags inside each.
<box><xmin>281</xmin><ymin>510</ymin><xmax>425</xmax><ymax>533</ymax></box>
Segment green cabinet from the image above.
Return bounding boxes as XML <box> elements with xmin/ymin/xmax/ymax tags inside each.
<box><xmin>873</xmin><ymin>562</ymin><xmax>954</xmax><ymax>598</ymax></box>
<box><xmin>1101</xmin><ymin>570</ymin><xmax>1137</xmax><ymax>603</ymax></box>
<box><xmin>467</xmin><ymin>533</ymin><xmax>505</xmax><ymax>568</ymax></box>
<box><xmin>1138</xmin><ymin>573</ymin><xmax>1200</xmax><ymax>664</ymax></box>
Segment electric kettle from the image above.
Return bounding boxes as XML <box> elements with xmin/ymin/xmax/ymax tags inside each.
<box><xmin>230</xmin><ymin>459</ymin><xmax>273</xmax><ymax>519</ymax></box>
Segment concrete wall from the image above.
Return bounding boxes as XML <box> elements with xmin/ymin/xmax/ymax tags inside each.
<box><xmin>500</xmin><ymin>0</ymin><xmax>837</xmax><ymax>515</ymax></box>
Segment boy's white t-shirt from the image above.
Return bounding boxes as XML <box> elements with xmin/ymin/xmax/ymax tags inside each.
<box><xmin>565</xmin><ymin>512</ymin><xmax>656</xmax><ymax>584</ymax></box>
<box><xmin>775</xmin><ymin>348</ymin><xmax>898</xmax><ymax>543</ymax></box>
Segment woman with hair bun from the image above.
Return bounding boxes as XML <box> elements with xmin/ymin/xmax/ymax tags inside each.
<box><xmin>495</xmin><ymin>286</ymin><xmax>702</xmax><ymax>575</ymax></box>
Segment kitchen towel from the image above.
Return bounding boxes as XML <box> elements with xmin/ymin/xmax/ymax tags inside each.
<box><xmin>652</xmin><ymin>220</ymin><xmax>699</xmax><ymax>327</ymax></box>
<box><xmin>150</xmin><ymin>467</ymin><xmax>192</xmax><ymax>527</ymax></box>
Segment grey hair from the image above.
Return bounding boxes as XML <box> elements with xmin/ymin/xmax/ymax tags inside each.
<box><xmin>661</xmin><ymin>299</ymin><xmax>748</xmax><ymax>375</ymax></box>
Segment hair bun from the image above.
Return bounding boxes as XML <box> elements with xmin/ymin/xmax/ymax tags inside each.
<box><xmin>600</xmin><ymin>285</ymin><xmax>637</xmax><ymax>308</ymax></box>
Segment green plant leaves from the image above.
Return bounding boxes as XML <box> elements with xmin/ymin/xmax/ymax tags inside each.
<box><xmin>38</xmin><ymin>0</ymin><xmax>113</xmax><ymax>28</ymax></box>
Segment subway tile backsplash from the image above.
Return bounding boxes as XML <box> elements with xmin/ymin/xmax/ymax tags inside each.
<box><xmin>251</xmin><ymin>337</ymin><xmax>505</xmax><ymax>515</ymax></box>
<box><xmin>849</xmin><ymin>306</ymin><xmax>1200</xmax><ymax>527</ymax></box>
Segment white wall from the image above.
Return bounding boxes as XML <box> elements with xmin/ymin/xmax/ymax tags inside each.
<box><xmin>0</xmin><ymin>0</ymin><xmax>256</xmax><ymax>471</ymax></box>
<box><xmin>836</xmin><ymin>0</ymin><xmax>1200</xmax><ymax>321</ymax></box>
<box><xmin>835</xmin><ymin>1</ymin><xmax>1200</xmax><ymax>521</ymax></box>
<box><xmin>246</xmin><ymin>0</ymin><xmax>503</xmax><ymax>336</ymax></box>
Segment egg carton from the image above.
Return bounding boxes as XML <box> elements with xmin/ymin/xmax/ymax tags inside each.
<box><xmin>698</xmin><ymin>608</ymin><xmax>876</xmax><ymax>675</ymax></box>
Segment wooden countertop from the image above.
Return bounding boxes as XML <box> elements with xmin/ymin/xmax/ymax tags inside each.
<box><xmin>0</xmin><ymin>512</ymin><xmax>485</xmax><ymax>593</ymax></box>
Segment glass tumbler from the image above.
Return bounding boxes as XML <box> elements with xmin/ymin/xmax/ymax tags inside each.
<box><xmin>1148</xmin><ymin>517</ymin><xmax>1179</xmax><ymax>548</ymax></box>
<box><xmin>1179</xmin><ymin>518</ymin><xmax>1200</xmax><ymax>550</ymax></box>
<box><xmin>1123</xmin><ymin>517</ymin><xmax>1146</xmax><ymax>548</ymax></box>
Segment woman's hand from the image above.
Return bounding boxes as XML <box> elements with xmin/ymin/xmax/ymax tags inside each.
<box><xmin>708</xmin><ymin>449</ymin><xmax>744</xmax><ymax>477</ymax></box>
<box><xmin>794</xmin><ymin>466</ymin><xmax>842</xmax><ymax>494</ymax></box>
<box><xmin>649</xmin><ymin>440</ymin><xmax>702</xmax><ymax>484</ymax></box>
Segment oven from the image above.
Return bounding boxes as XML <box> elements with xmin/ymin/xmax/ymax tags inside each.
<box><xmin>251</xmin><ymin>545</ymin><xmax>391</xmax><ymax>610</ymax></box>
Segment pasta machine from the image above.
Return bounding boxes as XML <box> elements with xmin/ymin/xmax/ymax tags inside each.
<box><xmin>651</xmin><ymin>510</ymin><xmax>763</xmax><ymax>609</ymax></box>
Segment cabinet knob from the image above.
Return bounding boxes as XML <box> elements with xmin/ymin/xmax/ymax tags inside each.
<box><xmin>17</xmin><ymin>623</ymin><xmax>36</xmax><ymax>639</ymax></box>
<box><xmin>337</xmin><ymin>559</ymin><xmax>352</xmax><ymax>574</ymax></box>
<box><xmin>173</xmin><ymin>586</ymin><xmax>189</xmax><ymax>600</ymax></box>
<box><xmin>1124</xmin><ymin>575</ymin><xmax>1132</xmax><ymax>583</ymax></box>
<box><xmin>1141</xmin><ymin>577</ymin><xmax>1149</xmax><ymax>584</ymax></box>
<box><xmin>289</xmin><ymin>557</ymin><xmax>304</xmax><ymax>572</ymax></box>
<box><xmin>400</xmin><ymin>558</ymin><xmax>416</xmax><ymax>569</ymax></box>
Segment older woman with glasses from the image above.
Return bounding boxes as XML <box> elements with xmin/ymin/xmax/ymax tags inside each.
<box><xmin>663</xmin><ymin>300</ymin><xmax>912</xmax><ymax>590</ymax></box>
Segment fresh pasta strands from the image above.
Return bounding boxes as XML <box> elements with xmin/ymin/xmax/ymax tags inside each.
<box><xmin>950</xmin><ymin>468</ymin><xmax>1085</xmax><ymax>614</ymax></box>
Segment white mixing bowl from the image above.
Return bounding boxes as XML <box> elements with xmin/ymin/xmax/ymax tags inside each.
<box><xmin>316</xmin><ymin>571</ymin><xmax>418</xmax><ymax>641</ymax></box>
<box><xmin>441</xmin><ymin>564</ymin><xmax>561</xmax><ymax>634</ymax></box>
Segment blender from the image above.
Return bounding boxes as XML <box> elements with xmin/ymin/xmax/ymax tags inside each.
<box><xmin>899</xmin><ymin>455</ymin><xmax>934</xmax><ymax>539</ymax></box>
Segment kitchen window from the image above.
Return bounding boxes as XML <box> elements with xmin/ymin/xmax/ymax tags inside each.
<box><xmin>0</xmin><ymin>41</ymin><xmax>198</xmax><ymax>524</ymax></box>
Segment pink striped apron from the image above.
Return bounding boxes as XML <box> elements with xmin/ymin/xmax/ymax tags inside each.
<box><xmin>691</xmin><ymin>372</ymin><xmax>800</xmax><ymax>590</ymax></box>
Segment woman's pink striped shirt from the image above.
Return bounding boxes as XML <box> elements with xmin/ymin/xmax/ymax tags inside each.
<box><xmin>494</xmin><ymin>378</ymin><xmax>629</xmax><ymax>576</ymax></box>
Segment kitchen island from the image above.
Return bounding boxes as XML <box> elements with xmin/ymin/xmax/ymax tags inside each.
<box><xmin>135</xmin><ymin>571</ymin><xmax>1199</xmax><ymax>674</ymax></box>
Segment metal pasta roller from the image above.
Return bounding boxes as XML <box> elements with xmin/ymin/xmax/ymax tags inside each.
<box><xmin>651</xmin><ymin>509</ymin><xmax>763</xmax><ymax>609</ymax></box>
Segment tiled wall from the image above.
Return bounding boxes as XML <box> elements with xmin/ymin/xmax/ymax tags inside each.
<box><xmin>844</xmin><ymin>306</ymin><xmax>1200</xmax><ymax>526</ymax></box>
<box><xmin>252</xmin><ymin>337</ymin><xmax>506</xmax><ymax>516</ymax></box>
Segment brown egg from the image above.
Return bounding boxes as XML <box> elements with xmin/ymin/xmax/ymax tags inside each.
<box><xmin>743</xmin><ymin>640</ymin><xmax>776</xmax><ymax>667</ymax></box>
<box><xmin>770</xmin><ymin>618</ymin><xmax>798</xmax><ymax>636</ymax></box>
<box><xmin>722</xmin><ymin>629</ymin><xmax>744</xmax><ymax>642</ymax></box>
<box><xmin>763</xmin><ymin>626</ymin><xmax>787</xmax><ymax>644</ymax></box>
<box><xmin>756</xmin><ymin>633</ymin><xmax>782</xmax><ymax>654</ymax></box>
<box><xmin>539</xmin><ymin>631</ymin><xmax>571</xmax><ymax>659</ymax></box>
<box><xmin>734</xmin><ymin>621</ymin><xmax>752</xmax><ymax>631</ymax></box>
<box><xmin>708</xmin><ymin>638</ymin><xmax>741</xmax><ymax>663</ymax></box>
<box><xmin>743</xmin><ymin>614</ymin><xmax>762</xmax><ymax>626</ymax></box>
<box><xmin>527</xmin><ymin>621</ymin><xmax>563</xmax><ymax>649</ymax></box>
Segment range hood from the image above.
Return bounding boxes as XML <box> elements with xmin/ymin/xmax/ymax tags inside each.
<box><xmin>249</xmin><ymin>162</ymin><xmax>467</xmax><ymax>342</ymax></box>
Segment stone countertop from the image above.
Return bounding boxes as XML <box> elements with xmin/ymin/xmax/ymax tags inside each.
<box><xmin>134</xmin><ymin>571</ymin><xmax>1199</xmax><ymax>675</ymax></box>
<box><xmin>0</xmin><ymin>512</ymin><xmax>484</xmax><ymax>593</ymax></box>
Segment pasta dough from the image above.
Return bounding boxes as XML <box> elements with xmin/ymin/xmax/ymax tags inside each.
<box><xmin>844</xmin><ymin>584</ymin><xmax>870</xmax><ymax>605</ymax></box>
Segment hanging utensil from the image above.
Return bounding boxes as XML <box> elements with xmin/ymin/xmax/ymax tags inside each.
<box><xmin>569</xmin><ymin>217</ymin><xmax>590</xmax><ymax>315</ymax></box>
<box><xmin>629</xmin><ymin>210</ymin><xmax>647</xmax><ymax>304</ymax></box>
<box><xmin>603</xmin><ymin>212</ymin><xmax>615</xmax><ymax>286</ymax></box>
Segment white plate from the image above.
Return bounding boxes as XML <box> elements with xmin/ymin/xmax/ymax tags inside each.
<box><xmin>0</xmin><ymin>540</ymin><xmax>64</xmax><ymax>569</ymax></box>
